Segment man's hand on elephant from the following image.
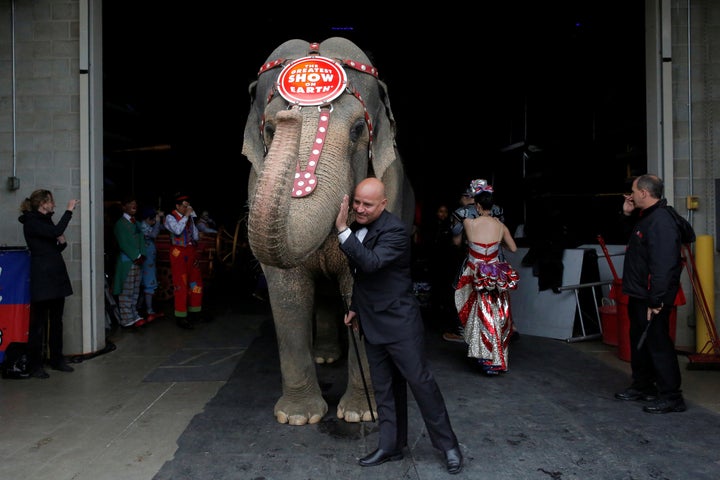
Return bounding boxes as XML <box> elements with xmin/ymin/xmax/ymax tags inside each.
<box><xmin>336</xmin><ymin>194</ymin><xmax>350</xmax><ymax>232</ymax></box>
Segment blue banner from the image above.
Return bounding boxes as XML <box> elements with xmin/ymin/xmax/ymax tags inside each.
<box><xmin>0</xmin><ymin>248</ymin><xmax>30</xmax><ymax>305</ymax></box>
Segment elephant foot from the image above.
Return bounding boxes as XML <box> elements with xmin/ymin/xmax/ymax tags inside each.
<box><xmin>313</xmin><ymin>345</ymin><xmax>341</xmax><ymax>365</ymax></box>
<box><xmin>337</xmin><ymin>389</ymin><xmax>377</xmax><ymax>423</ymax></box>
<box><xmin>274</xmin><ymin>393</ymin><xmax>328</xmax><ymax>426</ymax></box>
<box><xmin>314</xmin><ymin>355</ymin><xmax>338</xmax><ymax>364</ymax></box>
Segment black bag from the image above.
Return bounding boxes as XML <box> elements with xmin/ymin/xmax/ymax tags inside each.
<box><xmin>665</xmin><ymin>206</ymin><xmax>696</xmax><ymax>245</ymax></box>
<box><xmin>1</xmin><ymin>342</ymin><xmax>31</xmax><ymax>379</ymax></box>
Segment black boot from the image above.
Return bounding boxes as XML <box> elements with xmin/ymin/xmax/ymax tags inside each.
<box><xmin>191</xmin><ymin>311</ymin><xmax>212</xmax><ymax>324</ymax></box>
<box><xmin>176</xmin><ymin>316</ymin><xmax>194</xmax><ymax>330</ymax></box>
<box><xmin>50</xmin><ymin>360</ymin><xmax>74</xmax><ymax>372</ymax></box>
<box><xmin>30</xmin><ymin>366</ymin><xmax>49</xmax><ymax>379</ymax></box>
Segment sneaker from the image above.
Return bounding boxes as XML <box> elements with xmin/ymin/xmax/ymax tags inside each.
<box><xmin>643</xmin><ymin>397</ymin><xmax>686</xmax><ymax>414</ymax></box>
<box><xmin>615</xmin><ymin>387</ymin><xmax>658</xmax><ymax>402</ymax></box>
<box><xmin>442</xmin><ymin>332</ymin><xmax>465</xmax><ymax>343</ymax></box>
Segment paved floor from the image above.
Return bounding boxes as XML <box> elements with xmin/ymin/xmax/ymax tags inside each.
<box><xmin>0</xmin><ymin>271</ymin><xmax>718</xmax><ymax>480</ymax></box>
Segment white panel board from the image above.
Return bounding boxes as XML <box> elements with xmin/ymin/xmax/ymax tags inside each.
<box><xmin>504</xmin><ymin>248</ymin><xmax>588</xmax><ymax>340</ymax></box>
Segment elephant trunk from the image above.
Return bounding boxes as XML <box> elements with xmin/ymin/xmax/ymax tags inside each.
<box><xmin>248</xmin><ymin>109</ymin><xmax>302</xmax><ymax>268</ymax></box>
<box><xmin>248</xmin><ymin>108</ymin><xmax>338</xmax><ymax>268</ymax></box>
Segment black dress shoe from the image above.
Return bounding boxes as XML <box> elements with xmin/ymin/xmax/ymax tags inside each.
<box><xmin>176</xmin><ymin>317</ymin><xmax>194</xmax><ymax>330</ymax></box>
<box><xmin>445</xmin><ymin>446</ymin><xmax>463</xmax><ymax>474</ymax></box>
<box><xmin>614</xmin><ymin>387</ymin><xmax>657</xmax><ymax>402</ymax></box>
<box><xmin>643</xmin><ymin>397</ymin><xmax>686</xmax><ymax>414</ymax></box>
<box><xmin>358</xmin><ymin>448</ymin><xmax>403</xmax><ymax>467</ymax></box>
<box><xmin>51</xmin><ymin>362</ymin><xmax>74</xmax><ymax>372</ymax></box>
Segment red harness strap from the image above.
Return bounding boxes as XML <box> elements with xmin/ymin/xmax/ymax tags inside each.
<box><xmin>255</xmin><ymin>43</ymin><xmax>380</xmax><ymax>198</ymax></box>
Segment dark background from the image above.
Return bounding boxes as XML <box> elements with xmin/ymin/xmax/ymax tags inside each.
<box><xmin>103</xmin><ymin>4</ymin><xmax>646</xmax><ymax>245</ymax></box>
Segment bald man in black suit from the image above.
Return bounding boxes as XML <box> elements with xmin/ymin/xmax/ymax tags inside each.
<box><xmin>336</xmin><ymin>177</ymin><xmax>463</xmax><ymax>475</ymax></box>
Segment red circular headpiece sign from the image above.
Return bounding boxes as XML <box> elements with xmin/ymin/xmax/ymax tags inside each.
<box><xmin>277</xmin><ymin>56</ymin><xmax>347</xmax><ymax>106</ymax></box>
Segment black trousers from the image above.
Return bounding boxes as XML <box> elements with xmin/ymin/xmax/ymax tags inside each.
<box><xmin>364</xmin><ymin>333</ymin><xmax>458</xmax><ymax>453</ymax></box>
<box><xmin>28</xmin><ymin>297</ymin><xmax>66</xmax><ymax>369</ymax></box>
<box><xmin>627</xmin><ymin>297</ymin><xmax>682</xmax><ymax>398</ymax></box>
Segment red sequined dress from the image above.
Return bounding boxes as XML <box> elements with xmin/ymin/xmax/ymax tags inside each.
<box><xmin>454</xmin><ymin>239</ymin><xmax>519</xmax><ymax>374</ymax></box>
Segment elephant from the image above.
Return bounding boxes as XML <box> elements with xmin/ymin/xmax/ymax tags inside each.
<box><xmin>241</xmin><ymin>37</ymin><xmax>416</xmax><ymax>426</ymax></box>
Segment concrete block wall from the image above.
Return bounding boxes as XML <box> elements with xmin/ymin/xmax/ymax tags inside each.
<box><xmin>0</xmin><ymin>0</ymin><xmax>83</xmax><ymax>353</ymax></box>
<box><xmin>672</xmin><ymin>0</ymin><xmax>719</xmax><ymax>238</ymax></box>
<box><xmin>671</xmin><ymin>0</ymin><xmax>720</xmax><ymax>349</ymax></box>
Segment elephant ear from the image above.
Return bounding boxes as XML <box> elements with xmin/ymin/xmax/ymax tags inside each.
<box><xmin>242</xmin><ymin>80</ymin><xmax>262</xmax><ymax>170</ymax></box>
<box><xmin>370</xmin><ymin>79</ymin><xmax>398</xmax><ymax>181</ymax></box>
<box><xmin>371</xmin><ymin>79</ymin><xmax>415</xmax><ymax>228</ymax></box>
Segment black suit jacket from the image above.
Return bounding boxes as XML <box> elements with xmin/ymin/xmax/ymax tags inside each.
<box><xmin>339</xmin><ymin>209</ymin><xmax>424</xmax><ymax>344</ymax></box>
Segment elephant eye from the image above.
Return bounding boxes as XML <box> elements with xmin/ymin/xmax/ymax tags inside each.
<box><xmin>263</xmin><ymin>122</ymin><xmax>276</xmax><ymax>147</ymax></box>
<box><xmin>349</xmin><ymin>119</ymin><xmax>366</xmax><ymax>143</ymax></box>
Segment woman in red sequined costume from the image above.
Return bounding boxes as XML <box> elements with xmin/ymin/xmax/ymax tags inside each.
<box><xmin>454</xmin><ymin>181</ymin><xmax>519</xmax><ymax>375</ymax></box>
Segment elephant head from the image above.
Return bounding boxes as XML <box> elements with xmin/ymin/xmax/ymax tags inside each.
<box><xmin>241</xmin><ymin>37</ymin><xmax>415</xmax><ymax>426</ymax></box>
<box><xmin>243</xmin><ymin>37</ymin><xmax>414</xmax><ymax>268</ymax></box>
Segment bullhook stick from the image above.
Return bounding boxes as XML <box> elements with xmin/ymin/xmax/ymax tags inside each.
<box><xmin>637</xmin><ymin>312</ymin><xmax>654</xmax><ymax>350</ymax></box>
<box><xmin>343</xmin><ymin>294</ymin><xmax>376</xmax><ymax>422</ymax></box>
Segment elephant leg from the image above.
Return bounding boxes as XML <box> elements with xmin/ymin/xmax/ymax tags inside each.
<box><xmin>337</xmin><ymin>328</ymin><xmax>377</xmax><ymax>423</ymax></box>
<box><xmin>313</xmin><ymin>287</ymin><xmax>343</xmax><ymax>364</ymax></box>
<box><xmin>265</xmin><ymin>266</ymin><xmax>328</xmax><ymax>425</ymax></box>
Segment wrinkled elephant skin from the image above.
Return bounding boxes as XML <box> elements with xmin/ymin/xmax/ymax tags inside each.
<box><xmin>242</xmin><ymin>38</ymin><xmax>415</xmax><ymax>425</ymax></box>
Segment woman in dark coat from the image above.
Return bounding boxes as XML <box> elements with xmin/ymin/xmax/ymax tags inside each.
<box><xmin>18</xmin><ymin>189</ymin><xmax>79</xmax><ymax>378</ymax></box>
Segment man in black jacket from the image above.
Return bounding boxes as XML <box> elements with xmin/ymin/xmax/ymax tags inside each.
<box><xmin>335</xmin><ymin>178</ymin><xmax>463</xmax><ymax>474</ymax></box>
<box><xmin>615</xmin><ymin>174</ymin><xmax>686</xmax><ymax>414</ymax></box>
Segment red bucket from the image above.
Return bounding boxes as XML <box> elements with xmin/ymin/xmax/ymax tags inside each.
<box><xmin>599</xmin><ymin>304</ymin><xmax>618</xmax><ymax>346</ymax></box>
<box><xmin>617</xmin><ymin>300</ymin><xmax>631</xmax><ymax>361</ymax></box>
<box><xmin>608</xmin><ymin>280</ymin><xmax>632</xmax><ymax>361</ymax></box>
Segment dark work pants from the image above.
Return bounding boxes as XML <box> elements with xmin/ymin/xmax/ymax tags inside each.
<box><xmin>364</xmin><ymin>333</ymin><xmax>458</xmax><ymax>453</ymax></box>
<box><xmin>627</xmin><ymin>297</ymin><xmax>682</xmax><ymax>399</ymax></box>
<box><xmin>28</xmin><ymin>297</ymin><xmax>66</xmax><ymax>369</ymax></box>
